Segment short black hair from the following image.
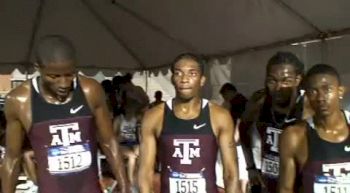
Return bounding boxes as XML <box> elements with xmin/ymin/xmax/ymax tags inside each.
<box><xmin>305</xmin><ymin>64</ymin><xmax>341</xmax><ymax>86</ymax></box>
<box><xmin>35</xmin><ymin>35</ymin><xmax>76</xmax><ymax>66</ymax></box>
<box><xmin>267</xmin><ymin>51</ymin><xmax>304</xmax><ymax>75</ymax></box>
<box><xmin>155</xmin><ymin>90</ymin><xmax>162</xmax><ymax>96</ymax></box>
<box><xmin>101</xmin><ymin>79</ymin><xmax>113</xmax><ymax>93</ymax></box>
<box><xmin>112</xmin><ymin>75</ymin><xmax>123</xmax><ymax>86</ymax></box>
<box><xmin>220</xmin><ymin>83</ymin><xmax>237</xmax><ymax>94</ymax></box>
<box><xmin>155</xmin><ymin>90</ymin><xmax>162</xmax><ymax>98</ymax></box>
<box><xmin>171</xmin><ymin>53</ymin><xmax>205</xmax><ymax>74</ymax></box>
<box><xmin>120</xmin><ymin>73</ymin><xmax>133</xmax><ymax>84</ymax></box>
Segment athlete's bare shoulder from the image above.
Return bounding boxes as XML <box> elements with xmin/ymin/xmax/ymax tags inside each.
<box><xmin>4</xmin><ymin>80</ymin><xmax>31</xmax><ymax>127</ymax></box>
<box><xmin>145</xmin><ymin>102</ymin><xmax>165</xmax><ymax>117</ymax></box>
<box><xmin>5</xmin><ymin>80</ymin><xmax>31</xmax><ymax>106</ymax></box>
<box><xmin>281</xmin><ymin>120</ymin><xmax>308</xmax><ymax>152</ymax></box>
<box><xmin>78</xmin><ymin>75</ymin><xmax>105</xmax><ymax>107</ymax></box>
<box><xmin>142</xmin><ymin>102</ymin><xmax>165</xmax><ymax>137</ymax></box>
<box><xmin>283</xmin><ymin>121</ymin><xmax>308</xmax><ymax>139</ymax></box>
<box><xmin>208</xmin><ymin>102</ymin><xmax>233</xmax><ymax>135</ymax></box>
<box><xmin>208</xmin><ymin>102</ymin><xmax>230</xmax><ymax>116</ymax></box>
<box><xmin>78</xmin><ymin>75</ymin><xmax>102</xmax><ymax>93</ymax></box>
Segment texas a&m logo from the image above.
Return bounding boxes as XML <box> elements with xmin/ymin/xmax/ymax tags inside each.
<box><xmin>265</xmin><ymin>127</ymin><xmax>282</xmax><ymax>153</ymax></box>
<box><xmin>322</xmin><ymin>163</ymin><xmax>350</xmax><ymax>178</ymax></box>
<box><xmin>172</xmin><ymin>139</ymin><xmax>201</xmax><ymax>165</ymax></box>
<box><xmin>50</xmin><ymin>122</ymin><xmax>82</xmax><ymax>146</ymax></box>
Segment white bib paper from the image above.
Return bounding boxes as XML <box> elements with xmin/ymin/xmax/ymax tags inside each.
<box><xmin>314</xmin><ymin>176</ymin><xmax>350</xmax><ymax>193</ymax></box>
<box><xmin>169</xmin><ymin>172</ymin><xmax>206</xmax><ymax>193</ymax></box>
<box><xmin>261</xmin><ymin>157</ymin><xmax>279</xmax><ymax>177</ymax></box>
<box><xmin>47</xmin><ymin>143</ymin><xmax>92</xmax><ymax>175</ymax></box>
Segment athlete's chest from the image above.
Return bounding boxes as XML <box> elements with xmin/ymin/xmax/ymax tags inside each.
<box><xmin>158</xmin><ymin>134</ymin><xmax>218</xmax><ymax>163</ymax></box>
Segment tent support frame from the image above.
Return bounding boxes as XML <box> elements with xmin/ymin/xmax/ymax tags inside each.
<box><xmin>81</xmin><ymin>0</ymin><xmax>146</xmax><ymax>70</ymax></box>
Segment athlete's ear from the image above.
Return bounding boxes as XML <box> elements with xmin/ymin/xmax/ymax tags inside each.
<box><xmin>295</xmin><ymin>74</ymin><xmax>302</xmax><ymax>86</ymax></box>
<box><xmin>200</xmin><ymin>76</ymin><xmax>206</xmax><ymax>87</ymax></box>
<box><xmin>338</xmin><ymin>86</ymin><xmax>345</xmax><ymax>100</ymax></box>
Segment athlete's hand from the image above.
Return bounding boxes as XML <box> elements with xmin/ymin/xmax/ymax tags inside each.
<box><xmin>248</xmin><ymin>169</ymin><xmax>265</xmax><ymax>188</ymax></box>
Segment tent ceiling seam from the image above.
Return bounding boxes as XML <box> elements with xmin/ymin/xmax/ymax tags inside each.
<box><xmin>205</xmin><ymin>27</ymin><xmax>350</xmax><ymax>59</ymax></box>
<box><xmin>25</xmin><ymin>0</ymin><xmax>46</xmax><ymax>63</ymax></box>
<box><xmin>81</xmin><ymin>0</ymin><xmax>146</xmax><ymax>70</ymax></box>
<box><xmin>5</xmin><ymin>26</ymin><xmax>350</xmax><ymax>72</ymax></box>
<box><xmin>111</xmin><ymin>1</ymin><xmax>197</xmax><ymax>52</ymax></box>
<box><xmin>272</xmin><ymin>0</ymin><xmax>323</xmax><ymax>34</ymax></box>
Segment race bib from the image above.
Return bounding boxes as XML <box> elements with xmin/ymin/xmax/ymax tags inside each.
<box><xmin>47</xmin><ymin>143</ymin><xmax>92</xmax><ymax>175</ymax></box>
<box><xmin>169</xmin><ymin>171</ymin><xmax>206</xmax><ymax>193</ymax></box>
<box><xmin>121</xmin><ymin>133</ymin><xmax>137</xmax><ymax>141</ymax></box>
<box><xmin>261</xmin><ymin>157</ymin><xmax>279</xmax><ymax>177</ymax></box>
<box><xmin>314</xmin><ymin>176</ymin><xmax>350</xmax><ymax>193</ymax></box>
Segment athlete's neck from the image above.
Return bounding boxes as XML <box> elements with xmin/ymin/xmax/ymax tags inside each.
<box><xmin>39</xmin><ymin>81</ymin><xmax>72</xmax><ymax>104</ymax></box>
<box><xmin>173</xmin><ymin>97</ymin><xmax>202</xmax><ymax>120</ymax></box>
<box><xmin>315</xmin><ymin>110</ymin><xmax>346</xmax><ymax>132</ymax></box>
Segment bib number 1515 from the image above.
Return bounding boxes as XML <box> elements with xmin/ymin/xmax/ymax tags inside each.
<box><xmin>169</xmin><ymin>178</ymin><xmax>206</xmax><ymax>193</ymax></box>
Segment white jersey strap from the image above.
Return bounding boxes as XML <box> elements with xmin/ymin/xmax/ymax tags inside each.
<box><xmin>32</xmin><ymin>76</ymin><xmax>40</xmax><ymax>93</ymax></box>
<box><xmin>166</xmin><ymin>98</ymin><xmax>209</xmax><ymax>110</ymax></box>
<box><xmin>32</xmin><ymin>76</ymin><xmax>78</xmax><ymax>94</ymax></box>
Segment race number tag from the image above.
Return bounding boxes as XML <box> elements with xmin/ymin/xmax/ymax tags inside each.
<box><xmin>47</xmin><ymin>143</ymin><xmax>92</xmax><ymax>175</ymax></box>
<box><xmin>169</xmin><ymin>171</ymin><xmax>206</xmax><ymax>193</ymax></box>
<box><xmin>261</xmin><ymin>158</ymin><xmax>279</xmax><ymax>177</ymax></box>
<box><xmin>121</xmin><ymin>133</ymin><xmax>137</xmax><ymax>142</ymax></box>
<box><xmin>314</xmin><ymin>176</ymin><xmax>350</xmax><ymax>193</ymax></box>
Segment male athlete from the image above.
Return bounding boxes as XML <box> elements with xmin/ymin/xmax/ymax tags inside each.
<box><xmin>138</xmin><ymin>53</ymin><xmax>240</xmax><ymax>193</ymax></box>
<box><xmin>2</xmin><ymin>35</ymin><xmax>129</xmax><ymax>193</ymax></box>
<box><xmin>240</xmin><ymin>52</ymin><xmax>306</xmax><ymax>193</ymax></box>
<box><xmin>279</xmin><ymin>64</ymin><xmax>350</xmax><ymax>193</ymax></box>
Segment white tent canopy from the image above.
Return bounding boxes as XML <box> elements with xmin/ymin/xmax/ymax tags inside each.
<box><xmin>1</xmin><ymin>0</ymin><xmax>350</xmax><ymax>75</ymax></box>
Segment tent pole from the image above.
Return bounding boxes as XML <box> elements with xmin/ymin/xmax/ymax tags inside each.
<box><xmin>145</xmin><ymin>70</ymin><xmax>149</xmax><ymax>94</ymax></box>
<box><xmin>26</xmin><ymin>0</ymin><xmax>46</xmax><ymax>62</ymax></box>
<box><xmin>272</xmin><ymin>0</ymin><xmax>322</xmax><ymax>33</ymax></box>
<box><xmin>81</xmin><ymin>0</ymin><xmax>146</xmax><ymax>70</ymax></box>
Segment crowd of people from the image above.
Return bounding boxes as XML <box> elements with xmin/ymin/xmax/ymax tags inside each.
<box><xmin>0</xmin><ymin>34</ymin><xmax>349</xmax><ymax>193</ymax></box>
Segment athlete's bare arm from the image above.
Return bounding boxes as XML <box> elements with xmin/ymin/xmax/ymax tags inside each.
<box><xmin>279</xmin><ymin>122</ymin><xmax>307</xmax><ymax>193</ymax></box>
<box><xmin>138</xmin><ymin>104</ymin><xmax>164</xmax><ymax>193</ymax></box>
<box><xmin>210</xmin><ymin>103</ymin><xmax>241</xmax><ymax>193</ymax></box>
<box><xmin>239</xmin><ymin>91</ymin><xmax>265</xmax><ymax>186</ymax></box>
<box><xmin>113</xmin><ymin>116</ymin><xmax>122</xmax><ymax>141</ymax></box>
<box><xmin>81</xmin><ymin>76</ymin><xmax>130</xmax><ymax>193</ymax></box>
<box><xmin>22</xmin><ymin>150</ymin><xmax>37</xmax><ymax>184</ymax></box>
<box><xmin>2</xmin><ymin>82</ymin><xmax>31</xmax><ymax>193</ymax></box>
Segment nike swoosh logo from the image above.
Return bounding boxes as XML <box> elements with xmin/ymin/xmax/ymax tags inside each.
<box><xmin>193</xmin><ymin>123</ymin><xmax>206</xmax><ymax>130</ymax></box>
<box><xmin>344</xmin><ymin>146</ymin><xmax>350</xmax><ymax>152</ymax></box>
<box><xmin>70</xmin><ymin>105</ymin><xmax>84</xmax><ymax>114</ymax></box>
<box><xmin>284</xmin><ymin>118</ymin><xmax>297</xmax><ymax>123</ymax></box>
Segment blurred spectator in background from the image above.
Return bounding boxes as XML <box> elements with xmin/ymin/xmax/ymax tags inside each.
<box><xmin>112</xmin><ymin>75</ymin><xmax>124</xmax><ymax>117</ymax></box>
<box><xmin>101</xmin><ymin>79</ymin><xmax>115</xmax><ymax>119</ymax></box>
<box><xmin>119</xmin><ymin>73</ymin><xmax>149</xmax><ymax>114</ymax></box>
<box><xmin>149</xmin><ymin>90</ymin><xmax>164</xmax><ymax>108</ymax></box>
<box><xmin>220</xmin><ymin>83</ymin><xmax>248</xmax><ymax>122</ymax></box>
